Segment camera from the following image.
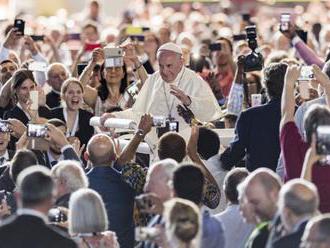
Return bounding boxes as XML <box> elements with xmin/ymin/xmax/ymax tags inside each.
<box><xmin>27</xmin><ymin>124</ymin><xmax>48</xmax><ymax>138</ymax></box>
<box><xmin>48</xmin><ymin>208</ymin><xmax>67</xmax><ymax>223</ymax></box>
<box><xmin>243</xmin><ymin>25</ymin><xmax>263</xmax><ymax>72</ymax></box>
<box><xmin>316</xmin><ymin>126</ymin><xmax>330</xmax><ymax>156</ymax></box>
<box><xmin>156</xmin><ymin>119</ymin><xmax>180</xmax><ymax>138</ymax></box>
<box><xmin>0</xmin><ymin>121</ymin><xmax>10</xmax><ymax>133</ymax></box>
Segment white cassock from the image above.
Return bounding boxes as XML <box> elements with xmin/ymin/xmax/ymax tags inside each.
<box><xmin>114</xmin><ymin>66</ymin><xmax>222</xmax><ymax>149</ymax></box>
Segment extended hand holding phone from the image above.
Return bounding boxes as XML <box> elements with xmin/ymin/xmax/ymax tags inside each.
<box><xmin>14</xmin><ymin>19</ymin><xmax>25</xmax><ymax>35</ymax></box>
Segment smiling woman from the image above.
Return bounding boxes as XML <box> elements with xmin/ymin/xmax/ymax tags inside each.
<box><xmin>49</xmin><ymin>78</ymin><xmax>94</xmax><ymax>148</ymax></box>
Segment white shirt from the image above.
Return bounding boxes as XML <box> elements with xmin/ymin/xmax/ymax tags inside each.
<box><xmin>215</xmin><ymin>204</ymin><xmax>255</xmax><ymax>248</ymax></box>
<box><xmin>115</xmin><ymin>67</ymin><xmax>222</xmax><ymax>146</ymax></box>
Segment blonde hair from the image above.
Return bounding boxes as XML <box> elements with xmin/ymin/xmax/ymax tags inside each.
<box><xmin>69</xmin><ymin>188</ymin><xmax>108</xmax><ymax>235</ymax></box>
<box><xmin>164</xmin><ymin>198</ymin><xmax>201</xmax><ymax>248</ymax></box>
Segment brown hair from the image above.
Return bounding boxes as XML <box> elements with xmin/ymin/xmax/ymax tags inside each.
<box><xmin>61</xmin><ymin>78</ymin><xmax>84</xmax><ymax>97</ymax></box>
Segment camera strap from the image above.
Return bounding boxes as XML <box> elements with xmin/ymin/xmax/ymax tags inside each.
<box><xmin>162</xmin><ymin>68</ymin><xmax>185</xmax><ymax>119</ymax></box>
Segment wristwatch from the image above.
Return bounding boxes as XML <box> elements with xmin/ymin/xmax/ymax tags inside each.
<box><xmin>135</xmin><ymin>129</ymin><xmax>145</xmax><ymax>138</ymax></box>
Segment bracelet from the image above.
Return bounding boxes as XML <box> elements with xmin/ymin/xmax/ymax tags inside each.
<box><xmin>133</xmin><ymin>63</ymin><xmax>143</xmax><ymax>72</ymax></box>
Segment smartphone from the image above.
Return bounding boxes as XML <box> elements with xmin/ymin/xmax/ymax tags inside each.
<box><xmin>280</xmin><ymin>13</ymin><xmax>291</xmax><ymax>32</ymax></box>
<box><xmin>0</xmin><ymin>120</ymin><xmax>11</xmax><ymax>133</ymax></box>
<box><xmin>27</xmin><ymin>124</ymin><xmax>48</xmax><ymax>138</ymax></box>
<box><xmin>316</xmin><ymin>126</ymin><xmax>330</xmax><ymax>155</ymax></box>
<box><xmin>48</xmin><ymin>208</ymin><xmax>67</xmax><ymax>223</ymax></box>
<box><xmin>14</xmin><ymin>19</ymin><xmax>25</xmax><ymax>35</ymax></box>
<box><xmin>30</xmin><ymin>35</ymin><xmax>45</xmax><ymax>42</ymax></box>
<box><xmin>298</xmin><ymin>66</ymin><xmax>314</xmax><ymax>81</ymax></box>
<box><xmin>125</xmin><ymin>26</ymin><xmax>150</xmax><ymax>35</ymax></box>
<box><xmin>67</xmin><ymin>33</ymin><xmax>81</xmax><ymax>41</ymax></box>
<box><xmin>168</xmin><ymin>121</ymin><xmax>179</xmax><ymax>132</ymax></box>
<box><xmin>28</xmin><ymin>61</ymin><xmax>48</xmax><ymax>72</ymax></box>
<box><xmin>209</xmin><ymin>43</ymin><xmax>221</xmax><ymax>51</ymax></box>
<box><xmin>251</xmin><ymin>94</ymin><xmax>262</xmax><ymax>107</ymax></box>
<box><xmin>299</xmin><ymin>81</ymin><xmax>310</xmax><ymax>100</ymax></box>
<box><xmin>104</xmin><ymin>47</ymin><xmax>123</xmax><ymax>58</ymax></box>
<box><xmin>77</xmin><ymin>63</ymin><xmax>88</xmax><ymax>76</ymax></box>
<box><xmin>29</xmin><ymin>90</ymin><xmax>38</xmax><ymax>110</ymax></box>
<box><xmin>129</xmin><ymin>35</ymin><xmax>145</xmax><ymax>42</ymax></box>
<box><xmin>233</xmin><ymin>34</ymin><xmax>247</xmax><ymax>41</ymax></box>
<box><xmin>85</xmin><ymin>43</ymin><xmax>101</xmax><ymax>52</ymax></box>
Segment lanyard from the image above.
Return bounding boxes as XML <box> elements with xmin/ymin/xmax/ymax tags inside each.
<box><xmin>162</xmin><ymin>68</ymin><xmax>185</xmax><ymax>119</ymax></box>
<box><xmin>63</xmin><ymin>108</ymin><xmax>79</xmax><ymax>137</ymax></box>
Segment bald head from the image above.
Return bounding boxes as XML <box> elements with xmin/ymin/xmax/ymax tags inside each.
<box><xmin>47</xmin><ymin>63</ymin><xmax>69</xmax><ymax>91</ymax></box>
<box><xmin>247</xmin><ymin>169</ymin><xmax>282</xmax><ymax>194</ymax></box>
<box><xmin>86</xmin><ymin>134</ymin><xmax>115</xmax><ymax>165</ymax></box>
<box><xmin>279</xmin><ymin>179</ymin><xmax>319</xmax><ymax>217</ymax></box>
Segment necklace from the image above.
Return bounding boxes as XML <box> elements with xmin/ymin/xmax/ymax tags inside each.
<box><xmin>162</xmin><ymin>67</ymin><xmax>185</xmax><ymax>119</ymax></box>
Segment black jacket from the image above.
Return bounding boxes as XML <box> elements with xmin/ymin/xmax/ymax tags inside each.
<box><xmin>46</xmin><ymin>91</ymin><xmax>61</xmax><ymax>109</ymax></box>
<box><xmin>49</xmin><ymin>107</ymin><xmax>94</xmax><ymax>146</ymax></box>
<box><xmin>0</xmin><ymin>214</ymin><xmax>77</xmax><ymax>248</ymax></box>
<box><xmin>272</xmin><ymin>221</ymin><xmax>307</xmax><ymax>248</ymax></box>
<box><xmin>220</xmin><ymin>98</ymin><xmax>281</xmax><ymax>172</ymax></box>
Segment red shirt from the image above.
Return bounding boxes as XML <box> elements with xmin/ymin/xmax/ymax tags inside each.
<box><xmin>281</xmin><ymin>122</ymin><xmax>330</xmax><ymax>213</ymax></box>
<box><xmin>216</xmin><ymin>67</ymin><xmax>234</xmax><ymax>98</ymax></box>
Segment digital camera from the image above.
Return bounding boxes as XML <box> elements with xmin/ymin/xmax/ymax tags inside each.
<box><xmin>244</xmin><ymin>26</ymin><xmax>263</xmax><ymax>72</ymax></box>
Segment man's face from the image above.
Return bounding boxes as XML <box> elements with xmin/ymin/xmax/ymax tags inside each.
<box><xmin>0</xmin><ymin>61</ymin><xmax>17</xmax><ymax>84</ymax></box>
<box><xmin>239</xmin><ymin>194</ymin><xmax>257</xmax><ymax>224</ymax></box>
<box><xmin>246</xmin><ymin>181</ymin><xmax>277</xmax><ymax>222</ymax></box>
<box><xmin>158</xmin><ymin>51</ymin><xmax>183</xmax><ymax>83</ymax></box>
<box><xmin>82</xmin><ymin>26</ymin><xmax>99</xmax><ymax>43</ymax></box>
<box><xmin>144</xmin><ymin>165</ymin><xmax>171</xmax><ymax>202</ymax></box>
<box><xmin>47</xmin><ymin>65</ymin><xmax>68</xmax><ymax>92</ymax></box>
<box><xmin>159</xmin><ymin>28</ymin><xmax>171</xmax><ymax>45</ymax></box>
<box><xmin>0</xmin><ymin>132</ymin><xmax>10</xmax><ymax>152</ymax></box>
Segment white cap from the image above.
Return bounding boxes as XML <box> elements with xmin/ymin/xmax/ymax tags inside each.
<box><xmin>157</xmin><ymin>42</ymin><xmax>183</xmax><ymax>56</ymax></box>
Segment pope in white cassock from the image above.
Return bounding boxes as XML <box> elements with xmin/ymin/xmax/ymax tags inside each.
<box><xmin>102</xmin><ymin>42</ymin><xmax>222</xmax><ymax>145</ymax></box>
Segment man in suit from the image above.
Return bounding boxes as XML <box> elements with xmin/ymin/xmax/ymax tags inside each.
<box><xmin>86</xmin><ymin>133</ymin><xmax>136</xmax><ymax>248</ymax></box>
<box><xmin>244</xmin><ymin>168</ymin><xmax>283</xmax><ymax>248</ymax></box>
<box><xmin>46</xmin><ymin>63</ymin><xmax>69</xmax><ymax>109</ymax></box>
<box><xmin>220</xmin><ymin>62</ymin><xmax>288</xmax><ymax>172</ymax></box>
<box><xmin>272</xmin><ymin>179</ymin><xmax>319</xmax><ymax>248</ymax></box>
<box><xmin>0</xmin><ymin>166</ymin><xmax>77</xmax><ymax>248</ymax></box>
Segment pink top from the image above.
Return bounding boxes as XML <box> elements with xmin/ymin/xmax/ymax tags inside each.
<box><xmin>281</xmin><ymin>121</ymin><xmax>330</xmax><ymax>213</ymax></box>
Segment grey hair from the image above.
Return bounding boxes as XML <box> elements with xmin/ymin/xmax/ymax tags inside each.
<box><xmin>304</xmin><ymin>214</ymin><xmax>330</xmax><ymax>243</ymax></box>
<box><xmin>279</xmin><ymin>179</ymin><xmax>319</xmax><ymax>216</ymax></box>
<box><xmin>51</xmin><ymin>160</ymin><xmax>89</xmax><ymax>193</ymax></box>
<box><xmin>46</xmin><ymin>62</ymin><xmax>69</xmax><ymax>79</ymax></box>
<box><xmin>150</xmin><ymin>159</ymin><xmax>178</xmax><ymax>181</ymax></box>
<box><xmin>69</xmin><ymin>188</ymin><xmax>108</xmax><ymax>235</ymax></box>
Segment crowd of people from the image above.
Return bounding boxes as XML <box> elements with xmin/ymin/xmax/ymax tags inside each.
<box><xmin>0</xmin><ymin>0</ymin><xmax>330</xmax><ymax>247</ymax></box>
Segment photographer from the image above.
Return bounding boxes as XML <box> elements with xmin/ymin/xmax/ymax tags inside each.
<box><xmin>280</xmin><ymin>64</ymin><xmax>330</xmax><ymax>213</ymax></box>
<box><xmin>227</xmin><ymin>55</ymin><xmax>265</xmax><ymax>116</ymax></box>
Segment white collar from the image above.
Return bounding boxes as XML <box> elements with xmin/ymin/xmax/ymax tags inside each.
<box><xmin>47</xmin><ymin>150</ymin><xmax>63</xmax><ymax>166</ymax></box>
<box><xmin>17</xmin><ymin>208</ymin><xmax>48</xmax><ymax>223</ymax></box>
<box><xmin>51</xmin><ymin>89</ymin><xmax>61</xmax><ymax>95</ymax></box>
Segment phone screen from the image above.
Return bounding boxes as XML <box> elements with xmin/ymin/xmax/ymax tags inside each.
<box><xmin>27</xmin><ymin>124</ymin><xmax>48</xmax><ymax>138</ymax></box>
